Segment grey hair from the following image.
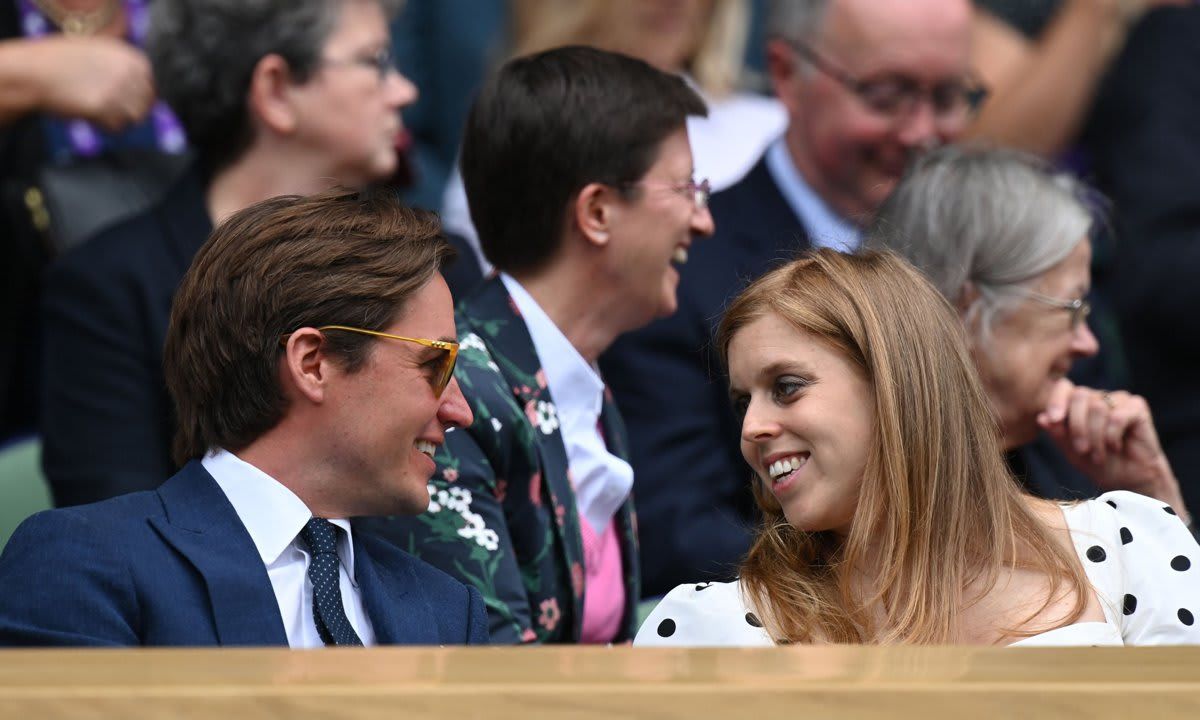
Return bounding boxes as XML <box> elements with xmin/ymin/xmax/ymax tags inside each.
<box><xmin>148</xmin><ymin>0</ymin><xmax>403</xmax><ymax>174</ymax></box>
<box><xmin>766</xmin><ymin>0</ymin><xmax>830</xmax><ymax>43</ymax></box>
<box><xmin>867</xmin><ymin>145</ymin><xmax>1094</xmax><ymax>347</ymax></box>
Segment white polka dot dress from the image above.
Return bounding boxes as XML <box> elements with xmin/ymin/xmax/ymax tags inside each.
<box><xmin>1047</xmin><ymin>490</ymin><xmax>1200</xmax><ymax>645</ymax></box>
<box><xmin>635</xmin><ymin>580</ymin><xmax>772</xmax><ymax>647</ymax></box>
<box><xmin>634</xmin><ymin>491</ymin><xmax>1200</xmax><ymax>647</ymax></box>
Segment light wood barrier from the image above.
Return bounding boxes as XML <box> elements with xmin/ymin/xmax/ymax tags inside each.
<box><xmin>1</xmin><ymin>646</ymin><xmax>1199</xmax><ymax>718</ymax></box>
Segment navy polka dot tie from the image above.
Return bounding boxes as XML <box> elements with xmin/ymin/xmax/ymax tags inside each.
<box><xmin>299</xmin><ymin>518</ymin><xmax>363</xmax><ymax>647</ymax></box>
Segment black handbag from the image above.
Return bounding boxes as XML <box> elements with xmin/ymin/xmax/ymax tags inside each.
<box><xmin>33</xmin><ymin>148</ymin><xmax>194</xmax><ymax>254</ymax></box>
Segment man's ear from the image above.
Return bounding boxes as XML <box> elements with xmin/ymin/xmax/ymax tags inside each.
<box><xmin>247</xmin><ymin>53</ymin><xmax>300</xmax><ymax>136</ymax></box>
<box><xmin>573</xmin><ymin>182</ymin><xmax>616</xmax><ymax>248</ymax></box>
<box><xmin>766</xmin><ymin>38</ymin><xmax>804</xmax><ymax>114</ymax></box>
<box><xmin>281</xmin><ymin>328</ymin><xmax>329</xmax><ymax>404</ymax></box>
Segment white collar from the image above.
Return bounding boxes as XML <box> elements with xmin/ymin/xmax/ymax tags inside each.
<box><xmin>500</xmin><ymin>273</ymin><xmax>605</xmax><ymax>416</ymax></box>
<box><xmin>500</xmin><ymin>274</ymin><xmax>632</xmax><ymax>534</ymax></box>
<box><xmin>202</xmin><ymin>449</ymin><xmax>358</xmax><ymax>584</ymax></box>
<box><xmin>765</xmin><ymin>137</ymin><xmax>861</xmax><ymax>252</ymax></box>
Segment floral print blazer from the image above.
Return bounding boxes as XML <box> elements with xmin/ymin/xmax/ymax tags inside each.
<box><xmin>362</xmin><ymin>278</ymin><xmax>640</xmax><ymax>643</ymax></box>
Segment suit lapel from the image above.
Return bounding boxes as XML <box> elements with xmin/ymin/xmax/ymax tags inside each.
<box><xmin>729</xmin><ymin>156</ymin><xmax>810</xmax><ymax>261</ymax></box>
<box><xmin>599</xmin><ymin>390</ymin><xmax>642</xmax><ymax>640</ymax></box>
<box><xmin>149</xmin><ymin>462</ymin><xmax>288</xmax><ymax>646</ymax></box>
<box><xmin>460</xmin><ymin>278</ymin><xmax>586</xmax><ymax>636</ymax></box>
<box><xmin>351</xmin><ymin>530</ymin><xmax>440</xmax><ymax>645</ymax></box>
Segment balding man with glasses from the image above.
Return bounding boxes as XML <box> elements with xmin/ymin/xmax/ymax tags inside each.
<box><xmin>602</xmin><ymin>0</ymin><xmax>983</xmax><ymax>598</ymax></box>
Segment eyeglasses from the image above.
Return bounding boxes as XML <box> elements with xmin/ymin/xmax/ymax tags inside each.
<box><xmin>281</xmin><ymin>325</ymin><xmax>459</xmax><ymax>397</ymax></box>
<box><xmin>1018</xmin><ymin>290</ymin><xmax>1092</xmax><ymax>331</ymax></box>
<box><xmin>625</xmin><ymin>177</ymin><xmax>712</xmax><ymax>211</ymax></box>
<box><xmin>786</xmin><ymin>40</ymin><xmax>988</xmax><ymax>126</ymax></box>
<box><xmin>320</xmin><ymin>47</ymin><xmax>396</xmax><ymax>83</ymax></box>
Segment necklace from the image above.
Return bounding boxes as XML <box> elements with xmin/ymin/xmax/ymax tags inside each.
<box><xmin>30</xmin><ymin>0</ymin><xmax>117</xmax><ymax>35</ymax></box>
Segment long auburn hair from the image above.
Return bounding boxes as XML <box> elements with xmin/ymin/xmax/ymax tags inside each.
<box><xmin>716</xmin><ymin>249</ymin><xmax>1087</xmax><ymax>644</ymax></box>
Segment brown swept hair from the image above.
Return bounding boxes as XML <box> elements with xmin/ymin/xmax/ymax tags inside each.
<box><xmin>716</xmin><ymin>249</ymin><xmax>1087</xmax><ymax>644</ymax></box>
<box><xmin>164</xmin><ymin>186</ymin><xmax>453</xmax><ymax>466</ymax></box>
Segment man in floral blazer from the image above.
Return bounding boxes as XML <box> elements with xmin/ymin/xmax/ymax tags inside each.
<box><xmin>361</xmin><ymin>46</ymin><xmax>714</xmax><ymax>642</ymax></box>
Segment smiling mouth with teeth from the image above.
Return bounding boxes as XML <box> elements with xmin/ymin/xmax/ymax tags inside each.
<box><xmin>768</xmin><ymin>453</ymin><xmax>809</xmax><ymax>482</ymax></box>
<box><xmin>415</xmin><ymin>440</ymin><xmax>436</xmax><ymax>459</ymax></box>
<box><xmin>671</xmin><ymin>246</ymin><xmax>689</xmax><ymax>265</ymax></box>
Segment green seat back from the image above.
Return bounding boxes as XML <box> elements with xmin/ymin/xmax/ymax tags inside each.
<box><xmin>0</xmin><ymin>438</ymin><xmax>52</xmax><ymax>554</ymax></box>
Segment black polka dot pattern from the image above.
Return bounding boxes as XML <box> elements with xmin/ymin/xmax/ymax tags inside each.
<box><xmin>657</xmin><ymin>619</ymin><xmax>676</xmax><ymax>637</ymax></box>
<box><xmin>299</xmin><ymin>518</ymin><xmax>363</xmax><ymax>647</ymax></box>
<box><xmin>1164</xmin><ymin>506</ymin><xmax>1178</xmax><ymax>516</ymax></box>
<box><xmin>632</xmin><ymin>493</ymin><xmax>1200</xmax><ymax>647</ymax></box>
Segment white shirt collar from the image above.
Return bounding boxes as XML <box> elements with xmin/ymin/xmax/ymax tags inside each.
<box><xmin>765</xmin><ymin>137</ymin><xmax>861</xmax><ymax>252</ymax></box>
<box><xmin>499</xmin><ymin>274</ymin><xmax>632</xmax><ymax>534</ymax></box>
<box><xmin>500</xmin><ymin>273</ymin><xmax>605</xmax><ymax>414</ymax></box>
<box><xmin>202</xmin><ymin>449</ymin><xmax>358</xmax><ymax>585</ymax></box>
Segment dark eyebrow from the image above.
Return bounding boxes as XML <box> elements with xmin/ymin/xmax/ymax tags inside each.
<box><xmin>758</xmin><ymin>360</ymin><xmax>808</xmax><ymax>381</ymax></box>
<box><xmin>414</xmin><ymin>345</ymin><xmax>446</xmax><ymax>363</ymax></box>
<box><xmin>727</xmin><ymin>360</ymin><xmax>811</xmax><ymax>400</ymax></box>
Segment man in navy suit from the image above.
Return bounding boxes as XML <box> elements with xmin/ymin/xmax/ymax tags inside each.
<box><xmin>0</xmin><ymin>188</ymin><xmax>488</xmax><ymax>647</ymax></box>
<box><xmin>601</xmin><ymin>0</ymin><xmax>979</xmax><ymax>596</ymax></box>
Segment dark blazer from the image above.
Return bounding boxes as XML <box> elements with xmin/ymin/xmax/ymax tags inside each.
<box><xmin>0</xmin><ymin>460</ymin><xmax>489</xmax><ymax>646</ymax></box>
<box><xmin>1009</xmin><ymin>432</ymin><xmax>1101</xmax><ymax>502</ymax></box>
<box><xmin>361</xmin><ymin>277</ymin><xmax>641</xmax><ymax>643</ymax></box>
<box><xmin>442</xmin><ymin>231</ymin><xmax>485</xmax><ymax>301</ymax></box>
<box><xmin>1082</xmin><ymin>7</ymin><xmax>1200</xmax><ymax>513</ymax></box>
<box><xmin>600</xmin><ymin>155</ymin><xmax>810</xmax><ymax>597</ymax></box>
<box><xmin>39</xmin><ymin>166</ymin><xmax>212</xmax><ymax>507</ymax></box>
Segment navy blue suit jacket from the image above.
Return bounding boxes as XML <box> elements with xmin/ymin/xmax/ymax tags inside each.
<box><xmin>39</xmin><ymin>166</ymin><xmax>212</xmax><ymax>507</ymax></box>
<box><xmin>600</xmin><ymin>156</ymin><xmax>810</xmax><ymax>597</ymax></box>
<box><xmin>0</xmin><ymin>461</ymin><xmax>489</xmax><ymax>646</ymax></box>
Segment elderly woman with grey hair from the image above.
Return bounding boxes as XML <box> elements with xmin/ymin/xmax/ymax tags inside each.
<box><xmin>870</xmin><ymin>145</ymin><xmax>1189</xmax><ymax>523</ymax></box>
<box><xmin>40</xmin><ymin>0</ymin><xmax>417</xmax><ymax>506</ymax></box>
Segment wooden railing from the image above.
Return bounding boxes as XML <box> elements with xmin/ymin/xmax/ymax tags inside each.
<box><xmin>1</xmin><ymin>645</ymin><xmax>1199</xmax><ymax>717</ymax></box>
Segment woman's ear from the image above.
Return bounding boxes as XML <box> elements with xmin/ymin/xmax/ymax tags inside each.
<box><xmin>956</xmin><ymin>281</ymin><xmax>980</xmax><ymax>316</ymax></box>
<box><xmin>574</xmin><ymin>182</ymin><xmax>615</xmax><ymax>247</ymax></box>
<box><xmin>247</xmin><ymin>53</ymin><xmax>299</xmax><ymax>136</ymax></box>
<box><xmin>956</xmin><ymin>281</ymin><xmax>985</xmax><ymax>348</ymax></box>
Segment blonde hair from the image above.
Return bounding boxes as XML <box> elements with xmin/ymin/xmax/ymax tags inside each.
<box><xmin>510</xmin><ymin>0</ymin><xmax>749</xmax><ymax>96</ymax></box>
<box><xmin>716</xmin><ymin>249</ymin><xmax>1087</xmax><ymax>644</ymax></box>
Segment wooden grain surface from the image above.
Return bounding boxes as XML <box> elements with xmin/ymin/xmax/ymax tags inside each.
<box><xmin>0</xmin><ymin>645</ymin><xmax>1198</xmax><ymax>718</ymax></box>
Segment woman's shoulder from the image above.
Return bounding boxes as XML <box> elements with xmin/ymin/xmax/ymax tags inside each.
<box><xmin>633</xmin><ymin>579</ymin><xmax>774</xmax><ymax>647</ymax></box>
<box><xmin>1062</xmin><ymin>490</ymin><xmax>1192</xmax><ymax>540</ymax></box>
<box><xmin>1062</xmin><ymin>491</ymin><xmax>1200</xmax><ymax>644</ymax></box>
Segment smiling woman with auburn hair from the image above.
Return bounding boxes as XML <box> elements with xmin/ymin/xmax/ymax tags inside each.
<box><xmin>636</xmin><ymin>249</ymin><xmax>1200</xmax><ymax>647</ymax></box>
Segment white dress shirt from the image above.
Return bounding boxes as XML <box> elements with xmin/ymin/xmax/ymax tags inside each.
<box><xmin>764</xmin><ymin>137</ymin><xmax>861</xmax><ymax>252</ymax></box>
<box><xmin>501</xmin><ymin>274</ymin><xmax>634</xmax><ymax>535</ymax></box>
<box><xmin>202</xmin><ymin>449</ymin><xmax>377</xmax><ymax>648</ymax></box>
